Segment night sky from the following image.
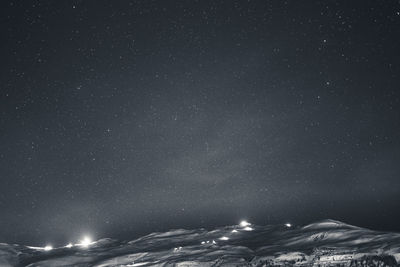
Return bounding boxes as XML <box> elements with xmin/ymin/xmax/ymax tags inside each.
<box><xmin>1</xmin><ymin>0</ymin><xmax>400</xmax><ymax>246</ymax></box>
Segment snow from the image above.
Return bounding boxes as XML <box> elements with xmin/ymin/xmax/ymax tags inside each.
<box><xmin>1</xmin><ymin>219</ymin><xmax>399</xmax><ymax>266</ymax></box>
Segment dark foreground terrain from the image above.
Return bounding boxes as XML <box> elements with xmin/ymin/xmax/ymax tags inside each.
<box><xmin>1</xmin><ymin>219</ymin><xmax>399</xmax><ymax>266</ymax></box>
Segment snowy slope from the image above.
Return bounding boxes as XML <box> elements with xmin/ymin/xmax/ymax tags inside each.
<box><xmin>0</xmin><ymin>219</ymin><xmax>399</xmax><ymax>266</ymax></box>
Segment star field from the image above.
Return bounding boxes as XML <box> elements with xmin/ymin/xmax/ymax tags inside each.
<box><xmin>0</xmin><ymin>0</ymin><xmax>400</xmax><ymax>246</ymax></box>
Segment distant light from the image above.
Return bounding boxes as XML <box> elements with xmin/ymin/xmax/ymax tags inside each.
<box><xmin>201</xmin><ymin>241</ymin><xmax>205</xmax><ymax>245</ymax></box>
<box><xmin>285</xmin><ymin>223</ymin><xmax>292</xmax><ymax>228</ymax></box>
<box><xmin>65</xmin><ymin>243</ymin><xmax>73</xmax><ymax>248</ymax></box>
<box><xmin>212</xmin><ymin>240</ymin><xmax>216</xmax><ymax>244</ymax></box>
<box><xmin>43</xmin><ymin>245</ymin><xmax>53</xmax><ymax>251</ymax></box>
<box><xmin>239</xmin><ymin>220</ymin><xmax>251</xmax><ymax>227</ymax></box>
<box><xmin>243</xmin><ymin>226</ymin><xmax>254</xmax><ymax>231</ymax></box>
<box><xmin>231</xmin><ymin>229</ymin><xmax>238</xmax><ymax>233</ymax></box>
<box><xmin>78</xmin><ymin>236</ymin><xmax>93</xmax><ymax>247</ymax></box>
<box><xmin>219</xmin><ymin>236</ymin><xmax>229</xmax><ymax>241</ymax></box>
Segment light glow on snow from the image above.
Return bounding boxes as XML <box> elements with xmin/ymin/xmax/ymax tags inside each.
<box><xmin>26</xmin><ymin>246</ymin><xmax>43</xmax><ymax>250</ymax></box>
<box><xmin>127</xmin><ymin>263</ymin><xmax>150</xmax><ymax>267</ymax></box>
<box><xmin>65</xmin><ymin>243</ymin><xmax>73</xmax><ymax>248</ymax></box>
<box><xmin>27</xmin><ymin>245</ymin><xmax>54</xmax><ymax>251</ymax></box>
<box><xmin>219</xmin><ymin>236</ymin><xmax>229</xmax><ymax>240</ymax></box>
<box><xmin>243</xmin><ymin>226</ymin><xmax>254</xmax><ymax>231</ymax></box>
<box><xmin>231</xmin><ymin>229</ymin><xmax>238</xmax><ymax>233</ymax></box>
<box><xmin>285</xmin><ymin>223</ymin><xmax>292</xmax><ymax>228</ymax></box>
<box><xmin>78</xmin><ymin>236</ymin><xmax>93</xmax><ymax>247</ymax></box>
<box><xmin>43</xmin><ymin>245</ymin><xmax>53</xmax><ymax>251</ymax></box>
<box><xmin>239</xmin><ymin>220</ymin><xmax>251</xmax><ymax>227</ymax></box>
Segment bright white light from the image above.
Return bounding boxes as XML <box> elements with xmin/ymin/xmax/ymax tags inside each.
<box><xmin>285</xmin><ymin>223</ymin><xmax>292</xmax><ymax>228</ymax></box>
<box><xmin>43</xmin><ymin>245</ymin><xmax>53</xmax><ymax>251</ymax></box>
<box><xmin>219</xmin><ymin>236</ymin><xmax>229</xmax><ymax>241</ymax></box>
<box><xmin>65</xmin><ymin>243</ymin><xmax>73</xmax><ymax>248</ymax></box>
<box><xmin>243</xmin><ymin>226</ymin><xmax>254</xmax><ymax>231</ymax></box>
<box><xmin>26</xmin><ymin>246</ymin><xmax>43</xmax><ymax>250</ymax></box>
<box><xmin>201</xmin><ymin>241</ymin><xmax>205</xmax><ymax>245</ymax></box>
<box><xmin>212</xmin><ymin>240</ymin><xmax>216</xmax><ymax>244</ymax></box>
<box><xmin>231</xmin><ymin>229</ymin><xmax>238</xmax><ymax>233</ymax></box>
<box><xmin>78</xmin><ymin>236</ymin><xmax>93</xmax><ymax>247</ymax></box>
<box><xmin>239</xmin><ymin>220</ymin><xmax>251</xmax><ymax>227</ymax></box>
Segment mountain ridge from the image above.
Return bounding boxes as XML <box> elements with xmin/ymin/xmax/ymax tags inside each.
<box><xmin>0</xmin><ymin>219</ymin><xmax>399</xmax><ymax>266</ymax></box>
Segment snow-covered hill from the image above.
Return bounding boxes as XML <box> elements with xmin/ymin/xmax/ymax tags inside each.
<box><xmin>1</xmin><ymin>219</ymin><xmax>399</xmax><ymax>266</ymax></box>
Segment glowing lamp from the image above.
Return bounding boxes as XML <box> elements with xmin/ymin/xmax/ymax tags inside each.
<box><xmin>44</xmin><ymin>245</ymin><xmax>53</xmax><ymax>251</ymax></box>
<box><xmin>239</xmin><ymin>220</ymin><xmax>251</xmax><ymax>227</ymax></box>
<box><xmin>79</xmin><ymin>236</ymin><xmax>93</xmax><ymax>247</ymax></box>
